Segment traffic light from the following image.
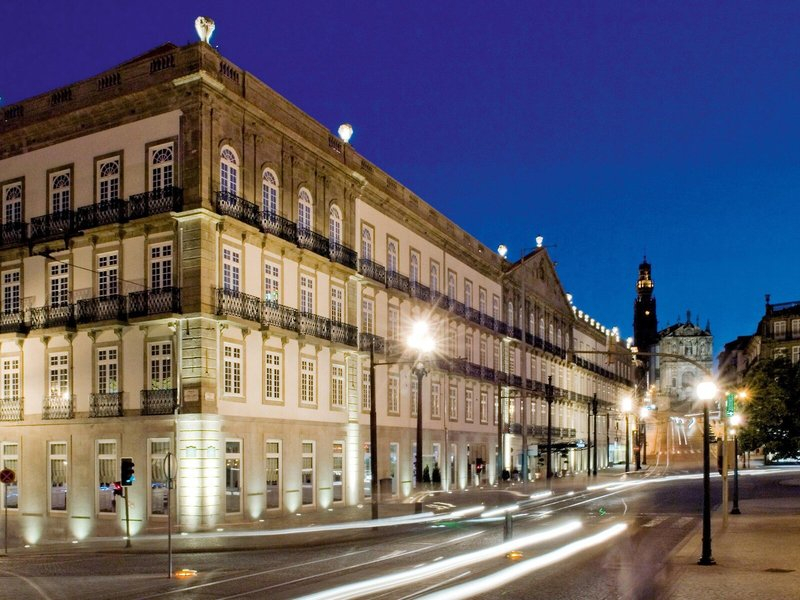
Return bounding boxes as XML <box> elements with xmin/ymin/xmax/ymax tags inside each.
<box><xmin>112</xmin><ymin>481</ymin><xmax>124</xmax><ymax>497</ymax></box>
<box><xmin>121</xmin><ymin>457</ymin><xmax>135</xmax><ymax>486</ymax></box>
<box><xmin>475</xmin><ymin>458</ymin><xmax>484</xmax><ymax>473</ymax></box>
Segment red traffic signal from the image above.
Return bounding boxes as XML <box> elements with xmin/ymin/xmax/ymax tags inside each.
<box><xmin>112</xmin><ymin>481</ymin><xmax>124</xmax><ymax>497</ymax></box>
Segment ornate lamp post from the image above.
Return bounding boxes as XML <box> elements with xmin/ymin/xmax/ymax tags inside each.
<box><xmin>697</xmin><ymin>379</ymin><xmax>718</xmax><ymax>566</ymax></box>
<box><xmin>407</xmin><ymin>321</ymin><xmax>435</xmax><ymax>490</ymax></box>
<box><xmin>545</xmin><ymin>376</ymin><xmax>554</xmax><ymax>479</ymax></box>
<box><xmin>621</xmin><ymin>396</ymin><xmax>633</xmax><ymax>473</ymax></box>
<box><xmin>730</xmin><ymin>413</ymin><xmax>742</xmax><ymax>515</ymax></box>
<box><xmin>592</xmin><ymin>393</ymin><xmax>598</xmax><ymax>476</ymax></box>
<box><xmin>639</xmin><ymin>405</ymin><xmax>649</xmax><ymax>467</ymax></box>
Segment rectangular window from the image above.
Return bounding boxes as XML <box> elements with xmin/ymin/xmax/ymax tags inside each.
<box><xmin>465</xmin><ymin>388</ymin><xmax>474</xmax><ymax>422</ymax></box>
<box><xmin>362</xmin><ymin>298</ymin><xmax>374</xmax><ymax>334</ymax></box>
<box><xmin>97</xmin><ymin>157</ymin><xmax>120</xmax><ymax>202</ymax></box>
<box><xmin>409</xmin><ymin>250</ymin><xmax>420</xmax><ymax>284</ymax></box>
<box><xmin>330</xmin><ymin>286</ymin><xmax>344</xmax><ymax>322</ymax></box>
<box><xmin>479</xmin><ymin>289</ymin><xmax>487</xmax><ymax>314</ymax></box>
<box><xmin>793</xmin><ymin>319</ymin><xmax>800</xmax><ymax>339</ymax></box>
<box><xmin>300</xmin><ymin>358</ymin><xmax>316</xmax><ymax>405</ymax></box>
<box><xmin>774</xmin><ymin>321</ymin><xmax>787</xmax><ymax>339</ymax></box>
<box><xmin>264</xmin><ymin>261</ymin><xmax>280</xmax><ymax>304</ymax></box>
<box><xmin>265</xmin><ymin>440</ymin><xmax>281</xmax><ymax>510</ymax></box>
<box><xmin>493</xmin><ymin>340</ymin><xmax>500</xmax><ymax>370</ymax></box>
<box><xmin>302</xmin><ymin>441</ymin><xmax>315</xmax><ymax>506</ymax></box>
<box><xmin>97</xmin><ymin>252</ymin><xmax>119</xmax><ymax>297</ymax></box>
<box><xmin>300</xmin><ymin>275</ymin><xmax>314</xmax><ymax>314</ymax></box>
<box><xmin>50</xmin><ymin>261</ymin><xmax>69</xmax><ymax>306</ymax></box>
<box><xmin>149</xmin><ymin>439</ymin><xmax>170</xmax><ymax>515</ymax></box>
<box><xmin>149</xmin><ymin>242</ymin><xmax>173</xmax><ymax>290</ymax></box>
<box><xmin>2</xmin><ymin>182</ymin><xmax>22</xmax><ymax>224</ymax></box>
<box><xmin>2</xmin><ymin>442</ymin><xmax>19</xmax><ymax>508</ymax></box>
<box><xmin>449</xmin><ymin>385</ymin><xmax>458</xmax><ymax>421</ymax></box>
<box><xmin>430</xmin><ymin>261</ymin><xmax>439</xmax><ymax>294</ymax></box>
<box><xmin>431</xmin><ymin>382</ymin><xmax>441</xmax><ymax>418</ymax></box>
<box><xmin>331</xmin><ymin>364</ymin><xmax>345</xmax><ymax>408</ymax></box>
<box><xmin>465</xmin><ymin>333</ymin><xmax>474</xmax><ymax>363</ymax></box>
<box><xmin>48</xmin><ymin>352</ymin><xmax>69</xmax><ymax>399</ymax></box>
<box><xmin>149</xmin><ymin>342</ymin><xmax>172</xmax><ymax>390</ymax></box>
<box><xmin>464</xmin><ymin>281</ymin><xmax>473</xmax><ymax>310</ymax></box>
<box><xmin>493</xmin><ymin>392</ymin><xmax>499</xmax><ymax>425</ymax></box>
<box><xmin>225</xmin><ymin>440</ymin><xmax>242</xmax><ymax>513</ymax></box>
<box><xmin>492</xmin><ymin>296</ymin><xmax>499</xmax><ymax>319</ymax></box>
<box><xmin>222</xmin><ymin>247</ymin><xmax>240</xmax><ymax>292</ymax></box>
<box><xmin>49</xmin><ymin>441</ymin><xmax>68</xmax><ymax>511</ymax></box>
<box><xmin>97</xmin><ymin>347</ymin><xmax>119</xmax><ymax>394</ymax></box>
<box><xmin>388</xmin><ymin>306</ymin><xmax>400</xmax><ymax>341</ymax></box>
<box><xmin>2</xmin><ymin>357</ymin><xmax>20</xmax><ymax>401</ymax></box>
<box><xmin>2</xmin><ymin>269</ymin><xmax>20</xmax><ymax>314</ymax></box>
<box><xmin>361</xmin><ymin>225</ymin><xmax>373</xmax><ymax>261</ymax></box>
<box><xmin>332</xmin><ymin>441</ymin><xmax>344</xmax><ymax>502</ymax></box>
<box><xmin>97</xmin><ymin>440</ymin><xmax>117</xmax><ymax>514</ymax></box>
<box><xmin>388</xmin><ymin>375</ymin><xmax>400</xmax><ymax>415</ymax></box>
<box><xmin>264</xmin><ymin>351</ymin><xmax>281</xmax><ymax>402</ymax></box>
<box><xmin>361</xmin><ymin>364</ymin><xmax>371</xmax><ymax>412</ymax></box>
<box><xmin>448</xmin><ymin>324</ymin><xmax>457</xmax><ymax>357</ymax></box>
<box><xmin>480</xmin><ymin>338</ymin><xmax>487</xmax><ymax>367</ymax></box>
<box><xmin>793</xmin><ymin>346</ymin><xmax>800</xmax><ymax>365</ymax></box>
<box><xmin>223</xmin><ymin>343</ymin><xmax>242</xmax><ymax>396</ymax></box>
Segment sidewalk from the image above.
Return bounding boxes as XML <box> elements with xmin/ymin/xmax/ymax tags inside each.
<box><xmin>663</xmin><ymin>479</ymin><xmax>800</xmax><ymax>600</ymax></box>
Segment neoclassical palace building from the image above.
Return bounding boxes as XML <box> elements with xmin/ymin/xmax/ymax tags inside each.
<box><xmin>0</xmin><ymin>34</ymin><xmax>633</xmax><ymax>542</ymax></box>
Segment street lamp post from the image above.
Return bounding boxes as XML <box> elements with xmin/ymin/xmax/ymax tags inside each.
<box><xmin>545</xmin><ymin>376</ymin><xmax>554</xmax><ymax>479</ymax></box>
<box><xmin>592</xmin><ymin>394</ymin><xmax>598</xmax><ymax>476</ymax></box>
<box><xmin>586</xmin><ymin>400</ymin><xmax>592</xmax><ymax>475</ymax></box>
<box><xmin>407</xmin><ymin>321</ymin><xmax>435</xmax><ymax>491</ymax></box>
<box><xmin>369</xmin><ymin>340</ymin><xmax>378</xmax><ymax>520</ymax></box>
<box><xmin>640</xmin><ymin>406</ymin><xmax>648</xmax><ymax>467</ymax></box>
<box><xmin>697</xmin><ymin>379</ymin><xmax>717</xmax><ymax>566</ymax></box>
<box><xmin>621</xmin><ymin>396</ymin><xmax>632</xmax><ymax>473</ymax></box>
<box><xmin>730</xmin><ymin>414</ymin><xmax>742</xmax><ymax>515</ymax></box>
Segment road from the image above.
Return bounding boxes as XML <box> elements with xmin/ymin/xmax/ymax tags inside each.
<box><xmin>1</xmin><ymin>418</ymin><xmax>797</xmax><ymax>600</ymax></box>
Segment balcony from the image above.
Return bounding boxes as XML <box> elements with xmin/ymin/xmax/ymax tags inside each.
<box><xmin>430</xmin><ymin>291</ymin><xmax>448</xmax><ymax>309</ymax></box>
<box><xmin>481</xmin><ymin>366</ymin><xmax>496</xmax><ymax>382</ymax></box>
<box><xmin>331</xmin><ymin>321</ymin><xmax>358</xmax><ymax>347</ymax></box>
<box><xmin>481</xmin><ymin>313</ymin><xmax>496</xmax><ymax>330</ymax></box>
<box><xmin>141</xmin><ymin>388</ymin><xmax>177</xmax><ymax>415</ymax></box>
<box><xmin>329</xmin><ymin>241</ymin><xmax>358</xmax><ymax>270</ymax></box>
<box><xmin>128</xmin><ymin>186</ymin><xmax>183</xmax><ymax>220</ymax></box>
<box><xmin>358</xmin><ymin>258</ymin><xmax>386</xmax><ymax>284</ymax></box>
<box><xmin>76</xmin><ymin>198</ymin><xmax>126</xmax><ymax>230</ymax></box>
<box><xmin>77</xmin><ymin>294</ymin><xmax>127</xmax><ymax>324</ymax></box>
<box><xmin>30</xmin><ymin>209</ymin><xmax>77</xmax><ymax>242</ymax></box>
<box><xmin>297</xmin><ymin>227</ymin><xmax>329</xmax><ymax>256</ymax></box>
<box><xmin>359</xmin><ymin>332</ymin><xmax>385</xmax><ymax>353</ymax></box>
<box><xmin>90</xmin><ymin>392</ymin><xmax>123</xmax><ymax>417</ymax></box>
<box><xmin>29</xmin><ymin>304</ymin><xmax>75</xmax><ymax>329</ymax></box>
<box><xmin>128</xmin><ymin>287</ymin><xmax>181</xmax><ymax>318</ymax></box>
<box><xmin>261</xmin><ymin>212</ymin><xmax>298</xmax><ymax>245</ymax></box>
<box><xmin>216</xmin><ymin>288</ymin><xmax>262</xmax><ymax>324</ymax></box>
<box><xmin>0</xmin><ymin>310</ymin><xmax>27</xmax><ymax>334</ymax></box>
<box><xmin>262</xmin><ymin>300</ymin><xmax>299</xmax><ymax>331</ymax></box>
<box><xmin>298</xmin><ymin>312</ymin><xmax>330</xmax><ymax>340</ymax></box>
<box><xmin>0</xmin><ymin>221</ymin><xmax>27</xmax><ymax>249</ymax></box>
<box><xmin>0</xmin><ymin>397</ymin><xmax>22</xmax><ymax>421</ymax></box>
<box><xmin>508</xmin><ymin>422</ymin><xmax>523</xmax><ymax>435</ymax></box>
<box><xmin>448</xmin><ymin>297</ymin><xmax>465</xmax><ymax>317</ymax></box>
<box><xmin>216</xmin><ymin>190</ymin><xmax>260</xmax><ymax>227</ymax></box>
<box><xmin>509</xmin><ymin>374</ymin><xmax>523</xmax><ymax>387</ymax></box>
<box><xmin>466</xmin><ymin>307</ymin><xmax>481</xmax><ymax>325</ymax></box>
<box><xmin>409</xmin><ymin>281</ymin><xmax>430</xmax><ymax>302</ymax></box>
<box><xmin>43</xmin><ymin>394</ymin><xmax>73</xmax><ymax>419</ymax></box>
<box><xmin>387</xmin><ymin>270</ymin><xmax>410</xmax><ymax>294</ymax></box>
<box><xmin>465</xmin><ymin>361</ymin><xmax>482</xmax><ymax>378</ymax></box>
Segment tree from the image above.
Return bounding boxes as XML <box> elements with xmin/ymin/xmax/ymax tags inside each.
<box><xmin>741</xmin><ymin>357</ymin><xmax>800</xmax><ymax>460</ymax></box>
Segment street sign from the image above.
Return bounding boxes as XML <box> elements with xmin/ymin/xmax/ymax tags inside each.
<box><xmin>0</xmin><ymin>468</ymin><xmax>14</xmax><ymax>485</ymax></box>
<box><xmin>726</xmin><ymin>392</ymin><xmax>735</xmax><ymax>417</ymax></box>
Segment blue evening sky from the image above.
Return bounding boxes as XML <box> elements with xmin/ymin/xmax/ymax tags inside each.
<box><xmin>3</xmin><ymin>2</ymin><xmax>799</xmax><ymax>361</ymax></box>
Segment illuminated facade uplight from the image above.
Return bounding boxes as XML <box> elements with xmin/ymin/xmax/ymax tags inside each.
<box><xmin>338</xmin><ymin>123</ymin><xmax>353</xmax><ymax>143</ymax></box>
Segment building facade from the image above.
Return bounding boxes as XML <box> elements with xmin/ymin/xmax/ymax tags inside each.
<box><xmin>0</xmin><ymin>38</ymin><xmax>633</xmax><ymax>543</ymax></box>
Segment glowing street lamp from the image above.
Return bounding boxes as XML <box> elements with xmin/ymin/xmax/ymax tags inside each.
<box><xmin>407</xmin><ymin>321</ymin><xmax>435</xmax><ymax>491</ymax></box>
<box><xmin>696</xmin><ymin>379</ymin><xmax>718</xmax><ymax>566</ymax></box>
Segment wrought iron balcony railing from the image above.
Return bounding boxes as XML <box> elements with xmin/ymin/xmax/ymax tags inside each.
<box><xmin>465</xmin><ymin>361</ymin><xmax>482</xmax><ymax>378</ymax></box>
<box><xmin>29</xmin><ymin>304</ymin><xmax>75</xmax><ymax>329</ymax></box>
<box><xmin>466</xmin><ymin>307</ymin><xmax>481</xmax><ymax>325</ymax></box>
<box><xmin>262</xmin><ymin>300</ymin><xmax>298</xmax><ymax>331</ymax></box>
<box><xmin>508</xmin><ymin>422</ymin><xmax>523</xmax><ymax>434</ymax></box>
<box><xmin>261</xmin><ymin>212</ymin><xmax>298</xmax><ymax>244</ymax></box>
<box><xmin>30</xmin><ymin>209</ymin><xmax>77</xmax><ymax>242</ymax></box>
<box><xmin>76</xmin><ymin>198</ymin><xmax>126</xmax><ymax>230</ymax></box>
<box><xmin>330</xmin><ymin>321</ymin><xmax>358</xmax><ymax>347</ymax></box>
<box><xmin>299</xmin><ymin>312</ymin><xmax>330</xmax><ymax>340</ymax></box>
<box><xmin>480</xmin><ymin>313</ymin><xmax>496</xmax><ymax>330</ymax></box>
<box><xmin>297</xmin><ymin>227</ymin><xmax>329</xmax><ymax>256</ymax></box>
<box><xmin>359</xmin><ymin>332</ymin><xmax>385</xmax><ymax>353</ymax></box>
<box><xmin>128</xmin><ymin>186</ymin><xmax>183</xmax><ymax>220</ymax></box>
<box><xmin>359</xmin><ymin>258</ymin><xmax>386</xmax><ymax>284</ymax></box>
<box><xmin>128</xmin><ymin>287</ymin><xmax>181</xmax><ymax>318</ymax></box>
<box><xmin>329</xmin><ymin>241</ymin><xmax>358</xmax><ymax>270</ymax></box>
<box><xmin>90</xmin><ymin>392</ymin><xmax>123</xmax><ymax>417</ymax></box>
<box><xmin>0</xmin><ymin>221</ymin><xmax>27</xmax><ymax>249</ymax></box>
<box><xmin>409</xmin><ymin>281</ymin><xmax>430</xmax><ymax>302</ymax></box>
<box><xmin>0</xmin><ymin>397</ymin><xmax>22</xmax><ymax>421</ymax></box>
<box><xmin>43</xmin><ymin>394</ymin><xmax>73</xmax><ymax>419</ymax></box>
<box><xmin>216</xmin><ymin>288</ymin><xmax>263</xmax><ymax>324</ymax></box>
<box><xmin>481</xmin><ymin>366</ymin><xmax>496</xmax><ymax>382</ymax></box>
<box><xmin>141</xmin><ymin>388</ymin><xmax>177</xmax><ymax>415</ymax></box>
<box><xmin>77</xmin><ymin>294</ymin><xmax>127</xmax><ymax>324</ymax></box>
<box><xmin>430</xmin><ymin>291</ymin><xmax>448</xmax><ymax>309</ymax></box>
<box><xmin>448</xmin><ymin>297</ymin><xmax>465</xmax><ymax>317</ymax></box>
<box><xmin>0</xmin><ymin>310</ymin><xmax>27</xmax><ymax>334</ymax></box>
<box><xmin>216</xmin><ymin>190</ymin><xmax>260</xmax><ymax>227</ymax></box>
<box><xmin>386</xmin><ymin>270</ymin><xmax>409</xmax><ymax>294</ymax></box>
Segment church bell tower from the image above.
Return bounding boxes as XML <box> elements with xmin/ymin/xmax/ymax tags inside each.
<box><xmin>633</xmin><ymin>258</ymin><xmax>658</xmax><ymax>352</ymax></box>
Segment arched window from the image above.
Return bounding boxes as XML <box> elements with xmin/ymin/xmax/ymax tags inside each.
<box><xmin>507</xmin><ymin>301</ymin><xmax>514</xmax><ymax>326</ymax></box>
<box><xmin>361</xmin><ymin>226</ymin><xmax>372</xmax><ymax>260</ymax></box>
<box><xmin>98</xmin><ymin>158</ymin><xmax>120</xmax><ymax>202</ymax></box>
<box><xmin>298</xmin><ymin>188</ymin><xmax>313</xmax><ymax>232</ymax></box>
<box><xmin>329</xmin><ymin>205</ymin><xmax>342</xmax><ymax>246</ymax></box>
<box><xmin>220</xmin><ymin>146</ymin><xmax>239</xmax><ymax>195</ymax></box>
<box><xmin>557</xmin><ymin>328</ymin><xmax>562</xmax><ymax>348</ymax></box>
<box><xmin>430</xmin><ymin>263</ymin><xmax>439</xmax><ymax>294</ymax></box>
<box><xmin>387</xmin><ymin>241</ymin><xmax>398</xmax><ymax>273</ymax></box>
<box><xmin>3</xmin><ymin>184</ymin><xmax>22</xmax><ymax>224</ymax></box>
<box><xmin>448</xmin><ymin>273</ymin><xmax>456</xmax><ymax>299</ymax></box>
<box><xmin>51</xmin><ymin>172</ymin><xmax>71</xmax><ymax>213</ymax></box>
<box><xmin>409</xmin><ymin>252</ymin><xmax>419</xmax><ymax>284</ymax></box>
<box><xmin>539</xmin><ymin>318</ymin><xmax>545</xmax><ymax>338</ymax></box>
<box><xmin>548</xmin><ymin>323</ymin><xmax>554</xmax><ymax>342</ymax></box>
<box><xmin>262</xmin><ymin>169</ymin><xmax>279</xmax><ymax>216</ymax></box>
<box><xmin>150</xmin><ymin>144</ymin><xmax>174</xmax><ymax>191</ymax></box>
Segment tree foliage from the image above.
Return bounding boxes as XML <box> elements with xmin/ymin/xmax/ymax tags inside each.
<box><xmin>740</xmin><ymin>357</ymin><xmax>800</xmax><ymax>459</ymax></box>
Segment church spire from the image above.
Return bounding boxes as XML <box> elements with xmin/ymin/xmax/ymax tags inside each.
<box><xmin>633</xmin><ymin>258</ymin><xmax>658</xmax><ymax>352</ymax></box>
